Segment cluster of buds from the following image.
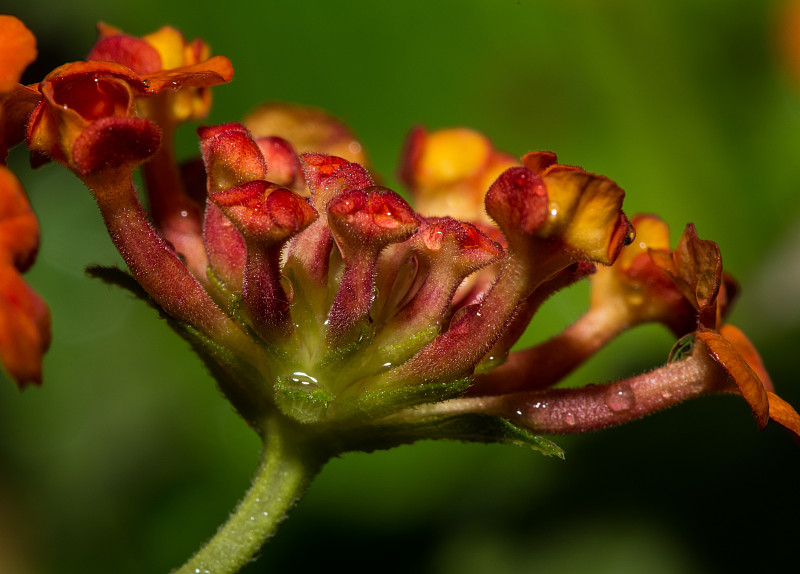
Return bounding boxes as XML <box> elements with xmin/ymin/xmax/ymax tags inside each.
<box><xmin>0</xmin><ymin>17</ymin><xmax>797</xmax><ymax>455</ymax></box>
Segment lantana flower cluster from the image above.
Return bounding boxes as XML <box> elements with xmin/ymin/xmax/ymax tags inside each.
<box><xmin>1</xmin><ymin>17</ymin><xmax>797</xmax><ymax>457</ymax></box>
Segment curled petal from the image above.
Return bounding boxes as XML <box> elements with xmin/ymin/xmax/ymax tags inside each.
<box><xmin>142</xmin><ymin>56</ymin><xmax>233</xmax><ymax>94</ymax></box>
<box><xmin>484</xmin><ymin>166</ymin><xmax>548</xmax><ymax>237</ymax></box>
<box><xmin>523</xmin><ymin>153</ymin><xmax>631</xmax><ymax>265</ymax></box>
<box><xmin>71</xmin><ymin>116</ymin><xmax>161</xmax><ymax>175</ymax></box>
<box><xmin>0</xmin><ymin>15</ymin><xmax>37</xmax><ymax>93</ymax></box>
<box><xmin>27</xmin><ymin>62</ymin><xmax>145</xmax><ymax>168</ymax></box>
<box><xmin>244</xmin><ymin>102</ymin><xmax>368</xmax><ymax>165</ymax></box>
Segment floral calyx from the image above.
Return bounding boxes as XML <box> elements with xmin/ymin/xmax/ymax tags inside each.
<box><xmin>399</xmin><ymin>125</ymin><xmax>518</xmax><ymax>223</ymax></box>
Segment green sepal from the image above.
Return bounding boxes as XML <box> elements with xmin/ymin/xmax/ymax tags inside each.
<box><xmin>332</xmin><ymin>377</ymin><xmax>472</xmax><ymax>423</ymax></box>
<box><xmin>339</xmin><ymin>413</ymin><xmax>564</xmax><ymax>458</ymax></box>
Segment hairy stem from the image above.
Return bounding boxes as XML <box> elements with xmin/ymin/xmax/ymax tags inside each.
<box><xmin>172</xmin><ymin>413</ymin><xmax>328</xmax><ymax>574</ymax></box>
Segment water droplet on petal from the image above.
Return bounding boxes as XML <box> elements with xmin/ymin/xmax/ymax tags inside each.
<box><xmin>604</xmin><ymin>383</ymin><xmax>635</xmax><ymax>413</ymax></box>
<box><xmin>564</xmin><ymin>412</ymin><xmax>576</xmax><ymax>426</ymax></box>
<box><xmin>661</xmin><ymin>389</ymin><xmax>672</xmax><ymax>400</ymax></box>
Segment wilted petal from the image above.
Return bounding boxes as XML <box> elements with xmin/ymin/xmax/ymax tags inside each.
<box><xmin>766</xmin><ymin>392</ymin><xmax>800</xmax><ymax>439</ymax></box>
<box><xmin>696</xmin><ymin>330</ymin><xmax>770</xmax><ymax>429</ymax></box>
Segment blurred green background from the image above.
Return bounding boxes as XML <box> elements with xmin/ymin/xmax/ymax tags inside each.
<box><xmin>2</xmin><ymin>0</ymin><xmax>799</xmax><ymax>572</ymax></box>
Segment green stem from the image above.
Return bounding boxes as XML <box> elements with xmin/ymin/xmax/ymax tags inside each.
<box><xmin>172</xmin><ymin>413</ymin><xmax>329</xmax><ymax>574</ymax></box>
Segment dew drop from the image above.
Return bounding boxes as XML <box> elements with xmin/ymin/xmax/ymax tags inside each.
<box><xmin>604</xmin><ymin>383</ymin><xmax>635</xmax><ymax>412</ymax></box>
<box><xmin>661</xmin><ymin>389</ymin><xmax>672</xmax><ymax>400</ymax></box>
<box><xmin>291</xmin><ymin>371</ymin><xmax>318</xmax><ymax>385</ymax></box>
<box><xmin>142</xmin><ymin>79</ymin><xmax>151</xmax><ymax>89</ymax></box>
<box><xmin>623</xmin><ymin>226</ymin><xmax>636</xmax><ymax>246</ymax></box>
<box><xmin>564</xmin><ymin>412</ymin><xmax>576</xmax><ymax>426</ymax></box>
<box><xmin>348</xmin><ymin>140</ymin><xmax>362</xmax><ymax>155</ymax></box>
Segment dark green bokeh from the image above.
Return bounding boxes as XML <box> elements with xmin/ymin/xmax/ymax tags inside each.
<box><xmin>1</xmin><ymin>1</ymin><xmax>799</xmax><ymax>572</ymax></box>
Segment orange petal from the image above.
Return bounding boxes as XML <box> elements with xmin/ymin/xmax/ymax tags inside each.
<box><xmin>0</xmin><ymin>166</ymin><xmax>39</xmax><ymax>269</ymax></box>
<box><xmin>0</xmin><ymin>166</ymin><xmax>49</xmax><ymax>387</ymax></box>
<box><xmin>0</xmin><ymin>266</ymin><xmax>50</xmax><ymax>386</ymax></box>
<box><xmin>0</xmin><ymin>16</ymin><xmax>37</xmax><ymax>93</ymax></box>
<box><xmin>719</xmin><ymin>324</ymin><xmax>774</xmax><ymax>392</ymax></box>
<box><xmin>766</xmin><ymin>392</ymin><xmax>800</xmax><ymax>439</ymax></box>
<box><xmin>696</xmin><ymin>331</ymin><xmax>770</xmax><ymax>429</ymax></box>
<box><xmin>143</xmin><ymin>56</ymin><xmax>233</xmax><ymax>93</ymax></box>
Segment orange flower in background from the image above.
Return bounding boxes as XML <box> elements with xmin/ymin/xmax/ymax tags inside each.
<box><xmin>0</xmin><ymin>168</ymin><xmax>50</xmax><ymax>386</ymax></box>
<box><xmin>398</xmin><ymin>126</ymin><xmax>519</xmax><ymax>223</ymax></box>
<box><xmin>0</xmin><ymin>15</ymin><xmax>36</xmax><ymax>93</ymax></box>
<box><xmin>0</xmin><ymin>16</ymin><xmax>49</xmax><ymax>387</ymax></box>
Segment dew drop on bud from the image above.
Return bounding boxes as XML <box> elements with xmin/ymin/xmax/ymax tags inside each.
<box><xmin>564</xmin><ymin>412</ymin><xmax>576</xmax><ymax>426</ymax></box>
<box><xmin>623</xmin><ymin>226</ymin><xmax>636</xmax><ymax>246</ymax></box>
<box><xmin>604</xmin><ymin>383</ymin><xmax>635</xmax><ymax>413</ymax></box>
